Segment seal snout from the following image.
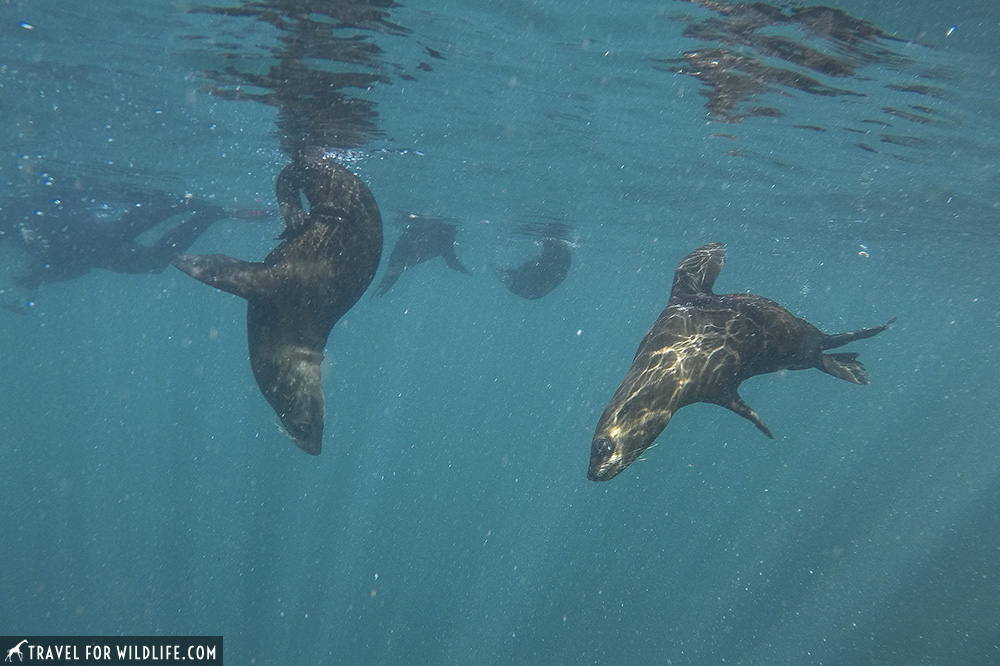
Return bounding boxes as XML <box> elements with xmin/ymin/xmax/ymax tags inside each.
<box><xmin>285</xmin><ymin>419</ymin><xmax>323</xmax><ymax>456</ymax></box>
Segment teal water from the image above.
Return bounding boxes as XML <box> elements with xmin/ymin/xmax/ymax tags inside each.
<box><xmin>1</xmin><ymin>1</ymin><xmax>998</xmax><ymax>664</ymax></box>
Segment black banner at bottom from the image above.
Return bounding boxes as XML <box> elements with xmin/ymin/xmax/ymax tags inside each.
<box><xmin>1</xmin><ymin>637</ymin><xmax>222</xmax><ymax>664</ymax></box>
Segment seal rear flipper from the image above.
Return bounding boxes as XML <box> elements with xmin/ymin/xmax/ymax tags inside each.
<box><xmin>371</xmin><ymin>268</ymin><xmax>402</xmax><ymax>298</ymax></box>
<box><xmin>820</xmin><ymin>352</ymin><xmax>870</xmax><ymax>385</ymax></box>
<box><xmin>720</xmin><ymin>394</ymin><xmax>774</xmax><ymax>438</ymax></box>
<box><xmin>173</xmin><ymin>253</ymin><xmax>277</xmax><ymax>301</ymax></box>
<box><xmin>822</xmin><ymin>316</ymin><xmax>896</xmax><ymax>350</ymax></box>
<box><xmin>443</xmin><ymin>248</ymin><xmax>472</xmax><ymax>275</ymax></box>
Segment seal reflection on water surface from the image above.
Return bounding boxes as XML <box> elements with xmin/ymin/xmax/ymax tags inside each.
<box><xmin>589</xmin><ymin>243</ymin><xmax>894</xmax><ymax>482</ymax></box>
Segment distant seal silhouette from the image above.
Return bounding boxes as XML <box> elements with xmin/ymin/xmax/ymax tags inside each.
<box><xmin>174</xmin><ymin>155</ymin><xmax>382</xmax><ymax>455</ymax></box>
<box><xmin>372</xmin><ymin>212</ymin><xmax>469</xmax><ymax>297</ymax></box>
<box><xmin>588</xmin><ymin>242</ymin><xmax>894</xmax><ymax>482</ymax></box>
<box><xmin>493</xmin><ymin>224</ymin><xmax>572</xmax><ymax>300</ymax></box>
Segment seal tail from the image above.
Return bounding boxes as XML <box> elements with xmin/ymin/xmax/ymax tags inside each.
<box><xmin>820</xmin><ymin>352</ymin><xmax>870</xmax><ymax>385</ymax></box>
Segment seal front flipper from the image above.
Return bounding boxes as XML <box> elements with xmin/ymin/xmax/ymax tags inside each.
<box><xmin>173</xmin><ymin>254</ymin><xmax>277</xmax><ymax>301</ymax></box>
<box><xmin>274</xmin><ymin>154</ymin><xmax>361</xmax><ymax>240</ymax></box>
<box><xmin>719</xmin><ymin>392</ymin><xmax>774</xmax><ymax>438</ymax></box>
<box><xmin>274</xmin><ymin>159</ymin><xmax>310</xmax><ymax>238</ymax></box>
<box><xmin>669</xmin><ymin>242</ymin><xmax>725</xmax><ymax>302</ymax></box>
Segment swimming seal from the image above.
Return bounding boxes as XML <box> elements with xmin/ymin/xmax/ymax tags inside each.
<box><xmin>493</xmin><ymin>224</ymin><xmax>572</xmax><ymax>300</ymax></box>
<box><xmin>372</xmin><ymin>212</ymin><xmax>469</xmax><ymax>297</ymax></box>
<box><xmin>173</xmin><ymin>156</ymin><xmax>382</xmax><ymax>454</ymax></box>
<box><xmin>588</xmin><ymin>242</ymin><xmax>893</xmax><ymax>482</ymax></box>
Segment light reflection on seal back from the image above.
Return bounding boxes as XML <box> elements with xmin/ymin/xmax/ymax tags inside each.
<box><xmin>589</xmin><ymin>242</ymin><xmax>894</xmax><ymax>482</ymax></box>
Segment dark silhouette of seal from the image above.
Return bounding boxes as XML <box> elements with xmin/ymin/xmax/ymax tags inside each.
<box><xmin>173</xmin><ymin>155</ymin><xmax>382</xmax><ymax>455</ymax></box>
<box><xmin>588</xmin><ymin>242</ymin><xmax>894</xmax><ymax>482</ymax></box>
<box><xmin>0</xmin><ymin>190</ymin><xmax>272</xmax><ymax>313</ymax></box>
<box><xmin>372</xmin><ymin>212</ymin><xmax>469</xmax><ymax>297</ymax></box>
<box><xmin>493</xmin><ymin>223</ymin><xmax>572</xmax><ymax>300</ymax></box>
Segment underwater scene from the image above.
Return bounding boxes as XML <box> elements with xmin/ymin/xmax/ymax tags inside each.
<box><xmin>1</xmin><ymin>0</ymin><xmax>998</xmax><ymax>664</ymax></box>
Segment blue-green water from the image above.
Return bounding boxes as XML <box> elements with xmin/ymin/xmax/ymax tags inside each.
<box><xmin>1</xmin><ymin>1</ymin><xmax>998</xmax><ymax>664</ymax></box>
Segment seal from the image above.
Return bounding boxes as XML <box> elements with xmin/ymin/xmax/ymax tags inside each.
<box><xmin>173</xmin><ymin>155</ymin><xmax>382</xmax><ymax>455</ymax></box>
<box><xmin>0</xmin><ymin>190</ymin><xmax>267</xmax><ymax>313</ymax></box>
<box><xmin>373</xmin><ymin>212</ymin><xmax>469</xmax><ymax>297</ymax></box>
<box><xmin>588</xmin><ymin>242</ymin><xmax>894</xmax><ymax>482</ymax></box>
<box><xmin>493</xmin><ymin>223</ymin><xmax>572</xmax><ymax>300</ymax></box>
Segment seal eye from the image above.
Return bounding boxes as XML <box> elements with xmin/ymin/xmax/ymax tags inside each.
<box><xmin>591</xmin><ymin>436</ymin><xmax>614</xmax><ymax>459</ymax></box>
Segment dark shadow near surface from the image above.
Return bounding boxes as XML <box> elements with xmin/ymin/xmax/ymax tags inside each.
<box><xmin>186</xmin><ymin>0</ymin><xmax>436</xmax><ymax>155</ymax></box>
<box><xmin>657</xmin><ymin>0</ymin><xmax>955</xmax><ymax>155</ymax></box>
<box><xmin>372</xmin><ymin>211</ymin><xmax>470</xmax><ymax>297</ymax></box>
<box><xmin>0</xmin><ymin>168</ymin><xmax>272</xmax><ymax>312</ymax></box>
<box><xmin>492</xmin><ymin>221</ymin><xmax>574</xmax><ymax>301</ymax></box>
